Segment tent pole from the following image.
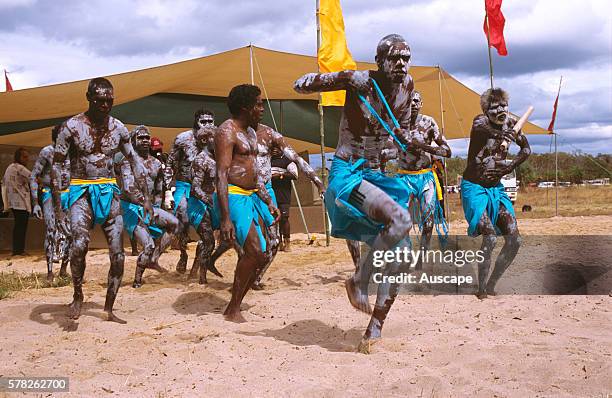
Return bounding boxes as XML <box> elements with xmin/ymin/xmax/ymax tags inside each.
<box><xmin>249</xmin><ymin>44</ymin><xmax>254</xmax><ymax>84</ymax></box>
<box><xmin>316</xmin><ymin>0</ymin><xmax>330</xmax><ymax>246</ymax></box>
<box><xmin>437</xmin><ymin>65</ymin><xmax>450</xmax><ymax>225</ymax></box>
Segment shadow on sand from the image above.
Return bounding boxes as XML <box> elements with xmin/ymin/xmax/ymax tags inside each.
<box><xmin>172</xmin><ymin>291</ymin><xmax>230</xmax><ymax>316</ymax></box>
<box><xmin>239</xmin><ymin>319</ymin><xmax>362</xmax><ymax>352</ymax></box>
<box><xmin>29</xmin><ymin>302</ymin><xmax>106</xmax><ymax>332</ymax></box>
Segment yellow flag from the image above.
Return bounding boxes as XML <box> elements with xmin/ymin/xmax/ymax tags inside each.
<box><xmin>318</xmin><ymin>0</ymin><xmax>356</xmax><ymax>106</ymax></box>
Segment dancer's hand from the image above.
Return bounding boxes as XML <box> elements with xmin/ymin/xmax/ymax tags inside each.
<box><xmin>56</xmin><ymin>212</ymin><xmax>69</xmax><ymax>237</ymax></box>
<box><xmin>314</xmin><ymin>177</ymin><xmax>326</xmax><ymax>196</ymax></box>
<box><xmin>269</xmin><ymin>205</ymin><xmax>281</xmax><ymax>225</ymax></box>
<box><xmin>32</xmin><ymin>204</ymin><xmax>42</xmax><ymax>219</ymax></box>
<box><xmin>220</xmin><ymin>219</ymin><xmax>236</xmax><ymax>243</ymax></box>
<box><xmin>143</xmin><ymin>198</ymin><xmax>154</xmax><ymax>223</ymax></box>
<box><xmin>501</xmin><ymin>127</ymin><xmax>516</xmax><ymax>143</ymax></box>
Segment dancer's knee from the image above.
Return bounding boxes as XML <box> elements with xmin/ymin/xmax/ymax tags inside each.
<box><xmin>482</xmin><ymin>234</ymin><xmax>497</xmax><ymax>252</ymax></box>
<box><xmin>506</xmin><ymin>234</ymin><xmax>521</xmax><ymax>251</ymax></box>
<box><xmin>389</xmin><ymin>209</ymin><xmax>412</xmax><ymax>239</ymax></box>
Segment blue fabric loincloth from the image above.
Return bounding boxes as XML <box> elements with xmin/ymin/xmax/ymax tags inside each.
<box><xmin>173</xmin><ymin>180</ymin><xmax>191</xmax><ymax>214</ymax></box>
<box><xmin>68</xmin><ymin>179</ymin><xmax>120</xmax><ymax>225</ymax></box>
<box><xmin>325</xmin><ymin>157</ymin><xmax>410</xmax><ymax>246</ymax></box>
<box><xmin>396</xmin><ymin>170</ymin><xmax>448</xmax><ymax>244</ymax></box>
<box><xmin>187</xmin><ymin>196</ymin><xmax>220</xmax><ymax>230</ymax></box>
<box><xmin>212</xmin><ymin>184</ymin><xmax>274</xmax><ymax>252</ymax></box>
<box><xmin>120</xmin><ymin>200</ymin><xmax>164</xmax><ymax>239</ymax></box>
<box><xmin>265</xmin><ymin>181</ymin><xmax>277</xmax><ymax>207</ymax></box>
<box><xmin>41</xmin><ymin>187</ymin><xmax>70</xmax><ymax>211</ymax></box>
<box><xmin>460</xmin><ymin>179</ymin><xmax>515</xmax><ymax>237</ymax></box>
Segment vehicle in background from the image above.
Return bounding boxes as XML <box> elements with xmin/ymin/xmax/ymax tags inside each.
<box><xmin>537</xmin><ymin>181</ymin><xmax>572</xmax><ymax>188</ymax></box>
<box><xmin>537</xmin><ymin>181</ymin><xmax>555</xmax><ymax>188</ymax></box>
<box><xmin>585</xmin><ymin>178</ymin><xmax>610</xmax><ymax>186</ymax></box>
<box><xmin>501</xmin><ymin>166</ymin><xmax>518</xmax><ymax>203</ymax></box>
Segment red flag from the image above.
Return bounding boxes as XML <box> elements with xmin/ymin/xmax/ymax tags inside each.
<box><xmin>484</xmin><ymin>0</ymin><xmax>508</xmax><ymax>56</ymax></box>
<box><xmin>548</xmin><ymin>77</ymin><xmax>563</xmax><ymax>133</ymax></box>
<box><xmin>4</xmin><ymin>70</ymin><xmax>13</xmax><ymax>92</ymax></box>
<box><xmin>547</xmin><ymin>94</ymin><xmax>559</xmax><ymax>133</ymax></box>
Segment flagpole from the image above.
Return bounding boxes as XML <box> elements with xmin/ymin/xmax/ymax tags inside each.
<box><xmin>484</xmin><ymin>5</ymin><xmax>495</xmax><ymax>89</ymax></box>
<box><xmin>437</xmin><ymin>65</ymin><xmax>450</xmax><ymax>224</ymax></box>
<box><xmin>553</xmin><ymin>76</ymin><xmax>563</xmax><ymax>217</ymax></box>
<box><xmin>316</xmin><ymin>0</ymin><xmax>330</xmax><ymax>246</ymax></box>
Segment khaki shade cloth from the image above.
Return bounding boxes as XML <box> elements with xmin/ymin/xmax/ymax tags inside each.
<box><xmin>0</xmin><ymin>45</ymin><xmax>547</xmax><ymax>151</ymax></box>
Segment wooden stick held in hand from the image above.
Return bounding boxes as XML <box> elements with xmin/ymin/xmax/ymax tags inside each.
<box><xmin>501</xmin><ymin>105</ymin><xmax>534</xmax><ymax>149</ymax></box>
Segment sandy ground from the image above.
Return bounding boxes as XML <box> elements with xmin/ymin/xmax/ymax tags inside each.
<box><xmin>0</xmin><ymin>215</ymin><xmax>611</xmax><ymax>397</ymax></box>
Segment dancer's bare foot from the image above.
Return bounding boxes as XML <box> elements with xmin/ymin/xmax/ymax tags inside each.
<box><xmin>176</xmin><ymin>255</ymin><xmax>187</xmax><ymax>274</ymax></box>
<box><xmin>357</xmin><ymin>337</ymin><xmax>380</xmax><ymax>354</ymax></box>
<box><xmin>68</xmin><ymin>300</ymin><xmax>82</xmax><ymax>320</ymax></box>
<box><xmin>345</xmin><ymin>278</ymin><xmax>372</xmax><ymax>314</ymax></box>
<box><xmin>224</xmin><ymin>311</ymin><xmax>247</xmax><ymax>323</ymax></box>
<box><xmin>106</xmin><ymin>311</ymin><xmax>127</xmax><ymax>324</ymax></box>
<box><xmin>58</xmin><ymin>266</ymin><xmax>69</xmax><ymax>278</ymax></box>
<box><xmin>46</xmin><ymin>271</ymin><xmax>54</xmax><ymax>283</ymax></box>
<box><xmin>476</xmin><ymin>290</ymin><xmax>488</xmax><ymax>300</ymax></box>
<box><xmin>206</xmin><ymin>261</ymin><xmax>224</xmax><ymax>278</ymax></box>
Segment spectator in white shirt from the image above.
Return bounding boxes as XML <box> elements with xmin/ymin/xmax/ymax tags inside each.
<box><xmin>2</xmin><ymin>148</ymin><xmax>32</xmax><ymax>255</ymax></box>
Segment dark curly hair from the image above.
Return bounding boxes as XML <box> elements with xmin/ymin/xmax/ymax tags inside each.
<box><xmin>14</xmin><ymin>147</ymin><xmax>27</xmax><ymax>164</ymax></box>
<box><xmin>480</xmin><ymin>88</ymin><xmax>509</xmax><ymax>113</ymax></box>
<box><xmin>51</xmin><ymin>123</ymin><xmax>62</xmax><ymax>143</ymax></box>
<box><xmin>87</xmin><ymin>77</ymin><xmax>113</xmax><ymax>96</ymax></box>
<box><xmin>227</xmin><ymin>84</ymin><xmax>261</xmax><ymax>118</ymax></box>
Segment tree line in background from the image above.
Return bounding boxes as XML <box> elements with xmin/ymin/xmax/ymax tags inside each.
<box><xmin>444</xmin><ymin>152</ymin><xmax>612</xmax><ymax>186</ymax></box>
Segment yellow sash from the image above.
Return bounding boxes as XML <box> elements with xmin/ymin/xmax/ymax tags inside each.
<box><xmin>70</xmin><ymin>178</ymin><xmax>117</xmax><ymax>186</ymax></box>
<box><xmin>228</xmin><ymin>185</ymin><xmax>257</xmax><ymax>196</ymax></box>
<box><xmin>397</xmin><ymin>167</ymin><xmax>443</xmax><ymax>201</ymax></box>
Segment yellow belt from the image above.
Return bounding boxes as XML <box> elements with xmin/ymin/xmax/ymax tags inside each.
<box><xmin>70</xmin><ymin>178</ymin><xmax>117</xmax><ymax>186</ymax></box>
<box><xmin>398</xmin><ymin>168</ymin><xmax>443</xmax><ymax>201</ymax></box>
<box><xmin>228</xmin><ymin>185</ymin><xmax>257</xmax><ymax>196</ymax></box>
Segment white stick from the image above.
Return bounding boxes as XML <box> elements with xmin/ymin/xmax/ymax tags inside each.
<box><xmin>513</xmin><ymin>105</ymin><xmax>534</xmax><ymax>133</ymax></box>
<box><xmin>501</xmin><ymin>105</ymin><xmax>534</xmax><ymax>149</ymax></box>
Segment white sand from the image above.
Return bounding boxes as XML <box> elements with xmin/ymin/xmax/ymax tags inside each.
<box><xmin>0</xmin><ymin>215</ymin><xmax>610</xmax><ymax>397</ymax></box>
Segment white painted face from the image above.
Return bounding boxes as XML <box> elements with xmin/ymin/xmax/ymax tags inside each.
<box><xmin>411</xmin><ymin>92</ymin><xmax>423</xmax><ymax>116</ymax></box>
<box><xmin>197</xmin><ymin>114</ymin><xmax>215</xmax><ymax>130</ymax></box>
<box><xmin>381</xmin><ymin>41</ymin><xmax>411</xmax><ymax>83</ymax></box>
<box><xmin>87</xmin><ymin>86</ymin><xmax>114</xmax><ymax>117</ymax></box>
<box><xmin>134</xmin><ymin>129</ymin><xmax>151</xmax><ymax>153</ymax></box>
<box><xmin>486</xmin><ymin>99</ymin><xmax>509</xmax><ymax>126</ymax></box>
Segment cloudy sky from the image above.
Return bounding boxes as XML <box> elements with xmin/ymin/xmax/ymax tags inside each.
<box><xmin>1</xmin><ymin>0</ymin><xmax>610</xmax><ymax>156</ymax></box>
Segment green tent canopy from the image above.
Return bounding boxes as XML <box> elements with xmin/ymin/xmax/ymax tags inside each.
<box><xmin>0</xmin><ymin>45</ymin><xmax>547</xmax><ymax>150</ymax></box>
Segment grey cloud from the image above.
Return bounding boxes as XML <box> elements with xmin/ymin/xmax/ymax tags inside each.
<box><xmin>0</xmin><ymin>0</ymin><xmax>609</xmax><ymax>156</ymax></box>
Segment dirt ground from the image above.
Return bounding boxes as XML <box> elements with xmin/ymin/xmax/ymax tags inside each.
<box><xmin>0</xmin><ymin>215</ymin><xmax>611</xmax><ymax>397</ymax></box>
